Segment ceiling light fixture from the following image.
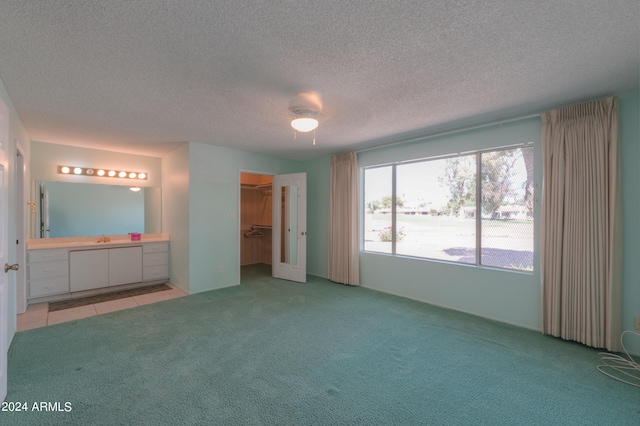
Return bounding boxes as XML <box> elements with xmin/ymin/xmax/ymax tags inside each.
<box><xmin>291</xmin><ymin>117</ymin><xmax>318</xmax><ymax>133</ymax></box>
<box><xmin>288</xmin><ymin>91</ymin><xmax>323</xmax><ymax>145</ymax></box>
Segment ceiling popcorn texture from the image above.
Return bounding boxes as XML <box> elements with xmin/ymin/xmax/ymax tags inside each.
<box><xmin>0</xmin><ymin>1</ymin><xmax>637</xmax><ymax>160</ymax></box>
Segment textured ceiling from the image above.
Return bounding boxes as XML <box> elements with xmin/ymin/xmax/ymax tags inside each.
<box><xmin>0</xmin><ymin>1</ymin><xmax>638</xmax><ymax>160</ymax></box>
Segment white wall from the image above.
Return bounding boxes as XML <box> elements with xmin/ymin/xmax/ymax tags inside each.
<box><xmin>161</xmin><ymin>144</ymin><xmax>190</xmax><ymax>293</ymax></box>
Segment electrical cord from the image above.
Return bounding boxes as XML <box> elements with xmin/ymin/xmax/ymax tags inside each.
<box><xmin>597</xmin><ymin>330</ymin><xmax>640</xmax><ymax>387</ymax></box>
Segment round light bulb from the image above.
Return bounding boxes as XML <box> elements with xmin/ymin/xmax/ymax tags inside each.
<box><xmin>97</xmin><ymin>170</ymin><xmax>106</xmax><ymax>176</ymax></box>
<box><xmin>73</xmin><ymin>167</ymin><xmax>82</xmax><ymax>175</ymax></box>
<box><xmin>291</xmin><ymin>117</ymin><xmax>318</xmax><ymax>132</ymax></box>
<box><xmin>129</xmin><ymin>172</ymin><xmax>137</xmax><ymax>178</ymax></box>
<box><xmin>138</xmin><ymin>173</ymin><xmax>147</xmax><ymax>180</ymax></box>
<box><xmin>118</xmin><ymin>171</ymin><xmax>127</xmax><ymax>178</ymax></box>
<box><xmin>61</xmin><ymin>166</ymin><xmax>70</xmax><ymax>174</ymax></box>
<box><xmin>86</xmin><ymin>169</ymin><xmax>94</xmax><ymax>175</ymax></box>
<box><xmin>108</xmin><ymin>170</ymin><xmax>116</xmax><ymax>177</ymax></box>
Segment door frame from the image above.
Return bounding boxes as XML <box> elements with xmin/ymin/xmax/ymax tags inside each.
<box><xmin>237</xmin><ymin>170</ymin><xmax>307</xmax><ymax>283</ymax></box>
<box><xmin>0</xmin><ymin>97</ymin><xmax>9</xmax><ymax>401</ymax></box>
<box><xmin>15</xmin><ymin>142</ymin><xmax>27</xmax><ymax>315</ymax></box>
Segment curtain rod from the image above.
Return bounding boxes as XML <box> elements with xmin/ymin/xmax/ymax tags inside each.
<box><xmin>356</xmin><ymin>112</ymin><xmax>541</xmax><ymax>154</ymax></box>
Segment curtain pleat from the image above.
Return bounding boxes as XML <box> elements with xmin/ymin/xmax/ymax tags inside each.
<box><xmin>541</xmin><ymin>97</ymin><xmax>621</xmax><ymax>351</ymax></box>
<box><xmin>328</xmin><ymin>152</ymin><xmax>360</xmax><ymax>286</ymax></box>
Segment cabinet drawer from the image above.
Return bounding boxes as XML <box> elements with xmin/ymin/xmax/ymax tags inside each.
<box><xmin>143</xmin><ymin>252</ymin><xmax>168</xmax><ymax>267</ymax></box>
<box><xmin>29</xmin><ymin>260</ymin><xmax>69</xmax><ymax>280</ymax></box>
<box><xmin>29</xmin><ymin>276</ymin><xmax>69</xmax><ymax>298</ymax></box>
<box><xmin>29</xmin><ymin>250</ymin><xmax>68</xmax><ymax>263</ymax></box>
<box><xmin>143</xmin><ymin>264</ymin><xmax>169</xmax><ymax>281</ymax></box>
<box><xmin>143</xmin><ymin>243</ymin><xmax>168</xmax><ymax>254</ymax></box>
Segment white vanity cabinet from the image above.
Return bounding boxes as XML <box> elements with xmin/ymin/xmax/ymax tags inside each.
<box><xmin>28</xmin><ymin>249</ymin><xmax>69</xmax><ymax>298</ymax></box>
<box><xmin>69</xmin><ymin>246</ymin><xmax>143</xmax><ymax>292</ymax></box>
<box><xmin>108</xmin><ymin>246</ymin><xmax>143</xmax><ymax>286</ymax></box>
<box><xmin>27</xmin><ymin>237</ymin><xmax>169</xmax><ymax>302</ymax></box>
<box><xmin>142</xmin><ymin>242</ymin><xmax>169</xmax><ymax>281</ymax></box>
<box><xmin>69</xmin><ymin>249</ymin><xmax>109</xmax><ymax>291</ymax></box>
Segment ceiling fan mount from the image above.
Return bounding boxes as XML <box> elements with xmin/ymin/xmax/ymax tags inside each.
<box><xmin>288</xmin><ymin>91</ymin><xmax>324</xmax><ymax>134</ymax></box>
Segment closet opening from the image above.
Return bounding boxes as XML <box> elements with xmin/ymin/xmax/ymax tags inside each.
<box><xmin>240</xmin><ymin>172</ymin><xmax>273</xmax><ymax>280</ymax></box>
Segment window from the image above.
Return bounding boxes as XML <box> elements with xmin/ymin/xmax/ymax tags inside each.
<box><xmin>363</xmin><ymin>145</ymin><xmax>534</xmax><ymax>272</ymax></box>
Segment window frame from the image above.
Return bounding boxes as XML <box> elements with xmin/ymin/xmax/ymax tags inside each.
<box><xmin>362</xmin><ymin>143</ymin><xmax>534</xmax><ymax>273</ymax></box>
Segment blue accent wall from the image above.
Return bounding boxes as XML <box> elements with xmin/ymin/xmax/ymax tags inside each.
<box><xmin>357</xmin><ymin>117</ymin><xmax>543</xmax><ymax>330</ymax></box>
<box><xmin>619</xmin><ymin>90</ymin><xmax>640</xmax><ymax>353</ymax></box>
<box><xmin>172</xmin><ymin>91</ymin><xmax>639</xmax><ymax>351</ymax></box>
<box><xmin>302</xmin><ymin>156</ymin><xmax>331</xmax><ymax>278</ymax></box>
<box><xmin>184</xmin><ymin>142</ymin><xmax>300</xmax><ymax>294</ymax></box>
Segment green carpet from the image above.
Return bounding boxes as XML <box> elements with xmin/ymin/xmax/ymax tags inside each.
<box><xmin>5</xmin><ymin>264</ymin><xmax>639</xmax><ymax>425</ymax></box>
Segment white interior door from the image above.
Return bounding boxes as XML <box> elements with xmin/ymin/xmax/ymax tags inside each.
<box><xmin>272</xmin><ymin>173</ymin><xmax>306</xmax><ymax>282</ymax></box>
<box><xmin>0</xmin><ymin>99</ymin><xmax>9</xmax><ymax>401</ymax></box>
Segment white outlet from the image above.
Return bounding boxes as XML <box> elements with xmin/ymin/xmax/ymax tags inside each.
<box><xmin>635</xmin><ymin>317</ymin><xmax>640</xmax><ymax>330</ymax></box>
<box><xmin>218</xmin><ymin>266</ymin><xmax>223</xmax><ymax>273</ymax></box>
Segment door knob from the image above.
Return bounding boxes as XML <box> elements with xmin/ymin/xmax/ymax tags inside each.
<box><xmin>4</xmin><ymin>263</ymin><xmax>19</xmax><ymax>273</ymax></box>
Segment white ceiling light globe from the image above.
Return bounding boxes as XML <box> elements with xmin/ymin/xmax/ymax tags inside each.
<box><xmin>291</xmin><ymin>117</ymin><xmax>318</xmax><ymax>132</ymax></box>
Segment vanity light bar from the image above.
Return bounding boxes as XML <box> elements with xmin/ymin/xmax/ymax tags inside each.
<box><xmin>58</xmin><ymin>166</ymin><xmax>147</xmax><ymax>180</ymax></box>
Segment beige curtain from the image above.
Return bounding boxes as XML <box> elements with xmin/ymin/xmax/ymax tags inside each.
<box><xmin>541</xmin><ymin>97</ymin><xmax>622</xmax><ymax>351</ymax></box>
<box><xmin>328</xmin><ymin>152</ymin><xmax>360</xmax><ymax>285</ymax></box>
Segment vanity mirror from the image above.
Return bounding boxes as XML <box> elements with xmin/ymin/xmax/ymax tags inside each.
<box><xmin>33</xmin><ymin>181</ymin><xmax>161</xmax><ymax>238</ymax></box>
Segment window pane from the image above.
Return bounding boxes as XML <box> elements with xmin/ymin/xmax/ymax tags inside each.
<box><xmin>364</xmin><ymin>166</ymin><xmax>393</xmax><ymax>253</ymax></box>
<box><xmin>395</xmin><ymin>155</ymin><xmax>476</xmax><ymax>264</ymax></box>
<box><xmin>480</xmin><ymin>146</ymin><xmax>534</xmax><ymax>271</ymax></box>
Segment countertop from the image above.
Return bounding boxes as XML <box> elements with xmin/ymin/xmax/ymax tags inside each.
<box><xmin>27</xmin><ymin>234</ymin><xmax>170</xmax><ymax>250</ymax></box>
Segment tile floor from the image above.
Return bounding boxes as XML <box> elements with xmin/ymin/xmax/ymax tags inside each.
<box><xmin>17</xmin><ymin>284</ymin><xmax>187</xmax><ymax>331</ymax></box>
